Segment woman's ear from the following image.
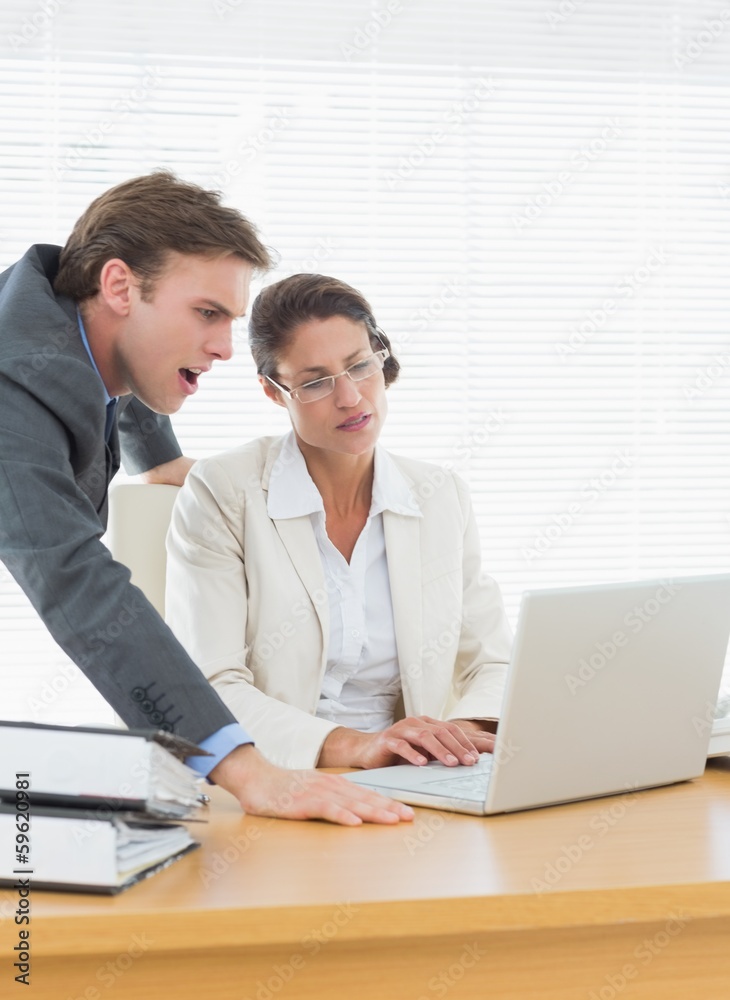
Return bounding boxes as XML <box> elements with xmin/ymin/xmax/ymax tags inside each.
<box><xmin>259</xmin><ymin>373</ymin><xmax>287</xmax><ymax>408</ymax></box>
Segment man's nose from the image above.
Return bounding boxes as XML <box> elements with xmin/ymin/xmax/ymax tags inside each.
<box><xmin>206</xmin><ymin>323</ymin><xmax>234</xmax><ymax>362</ymax></box>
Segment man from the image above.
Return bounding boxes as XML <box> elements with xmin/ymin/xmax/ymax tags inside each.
<box><xmin>0</xmin><ymin>171</ymin><xmax>413</xmax><ymax>826</ymax></box>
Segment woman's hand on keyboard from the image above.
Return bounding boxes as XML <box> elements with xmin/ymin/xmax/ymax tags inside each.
<box><xmin>317</xmin><ymin>716</ymin><xmax>495</xmax><ymax>769</ymax></box>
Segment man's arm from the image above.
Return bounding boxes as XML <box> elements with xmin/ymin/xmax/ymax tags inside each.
<box><xmin>0</xmin><ymin>369</ymin><xmax>238</xmax><ymax>744</ymax></box>
<box><xmin>139</xmin><ymin>455</ymin><xmax>196</xmax><ymax>486</ymax></box>
<box><xmin>0</xmin><ymin>375</ymin><xmax>413</xmax><ymax>825</ymax></box>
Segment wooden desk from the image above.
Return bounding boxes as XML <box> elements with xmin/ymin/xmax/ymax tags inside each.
<box><xmin>3</xmin><ymin>760</ymin><xmax>730</xmax><ymax>999</ymax></box>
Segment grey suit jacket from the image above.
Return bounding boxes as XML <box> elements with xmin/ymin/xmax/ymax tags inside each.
<box><xmin>0</xmin><ymin>244</ymin><xmax>240</xmax><ymax>743</ymax></box>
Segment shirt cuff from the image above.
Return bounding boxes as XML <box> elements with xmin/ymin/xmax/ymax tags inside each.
<box><xmin>185</xmin><ymin>723</ymin><xmax>254</xmax><ymax>781</ymax></box>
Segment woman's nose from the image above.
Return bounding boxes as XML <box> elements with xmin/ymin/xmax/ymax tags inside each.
<box><xmin>333</xmin><ymin>372</ymin><xmax>362</xmax><ymax>406</ymax></box>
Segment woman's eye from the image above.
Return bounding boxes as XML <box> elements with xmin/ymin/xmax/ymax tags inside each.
<box><xmin>198</xmin><ymin>308</ymin><xmax>216</xmax><ymax>319</ymax></box>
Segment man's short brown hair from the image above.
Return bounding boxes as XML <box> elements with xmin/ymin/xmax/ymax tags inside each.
<box><xmin>54</xmin><ymin>170</ymin><xmax>273</xmax><ymax>302</ymax></box>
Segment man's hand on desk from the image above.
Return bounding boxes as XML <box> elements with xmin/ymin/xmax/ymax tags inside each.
<box><xmin>317</xmin><ymin>716</ymin><xmax>495</xmax><ymax>770</ymax></box>
<box><xmin>209</xmin><ymin>744</ymin><xmax>415</xmax><ymax>826</ymax></box>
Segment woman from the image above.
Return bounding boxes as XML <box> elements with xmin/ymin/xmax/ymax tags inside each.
<box><xmin>165</xmin><ymin>273</ymin><xmax>513</xmax><ymax>770</ymax></box>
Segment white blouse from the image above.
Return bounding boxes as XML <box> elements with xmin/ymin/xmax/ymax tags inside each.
<box><xmin>266</xmin><ymin>432</ymin><xmax>422</xmax><ymax>732</ymax></box>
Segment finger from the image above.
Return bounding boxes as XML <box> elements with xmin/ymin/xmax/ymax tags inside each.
<box><xmin>289</xmin><ymin>777</ymin><xmax>414</xmax><ymax>826</ymax></box>
<box><xmin>419</xmin><ymin>717</ymin><xmax>489</xmax><ymax>758</ymax></box>
<box><xmin>464</xmin><ymin>732</ymin><xmax>497</xmax><ymax>750</ymax></box>
<box><xmin>381</xmin><ymin>736</ymin><xmax>430</xmax><ymax>766</ymax></box>
<box><xmin>335</xmin><ymin>790</ymin><xmax>415</xmax><ymax>825</ymax></box>
<box><xmin>404</xmin><ymin>725</ymin><xmax>481</xmax><ymax>766</ymax></box>
<box><xmin>341</xmin><ymin>782</ymin><xmax>415</xmax><ymax>821</ymax></box>
<box><xmin>313</xmin><ymin>794</ymin><xmax>413</xmax><ymax>827</ymax></box>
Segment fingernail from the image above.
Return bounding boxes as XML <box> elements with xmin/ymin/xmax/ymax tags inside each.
<box><xmin>446</xmin><ymin>754</ymin><xmax>458</xmax><ymax>764</ymax></box>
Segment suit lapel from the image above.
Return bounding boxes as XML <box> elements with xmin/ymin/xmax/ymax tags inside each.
<box><xmin>383</xmin><ymin>510</ymin><xmax>423</xmax><ymax>714</ymax></box>
<box><xmin>261</xmin><ymin>441</ymin><xmax>329</xmax><ymax>661</ymax></box>
<box><xmin>271</xmin><ymin>517</ymin><xmax>329</xmax><ymax>681</ymax></box>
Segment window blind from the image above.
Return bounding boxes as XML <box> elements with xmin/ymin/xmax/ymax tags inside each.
<box><xmin>2</xmin><ymin>0</ymin><xmax>729</xmax><ymax>724</ymax></box>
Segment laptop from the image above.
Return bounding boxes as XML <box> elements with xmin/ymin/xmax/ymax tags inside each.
<box><xmin>708</xmin><ymin>690</ymin><xmax>730</xmax><ymax>756</ymax></box>
<box><xmin>346</xmin><ymin>574</ymin><xmax>730</xmax><ymax>815</ymax></box>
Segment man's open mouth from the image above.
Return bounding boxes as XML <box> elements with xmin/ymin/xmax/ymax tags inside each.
<box><xmin>180</xmin><ymin>367</ymin><xmax>202</xmax><ymax>385</ymax></box>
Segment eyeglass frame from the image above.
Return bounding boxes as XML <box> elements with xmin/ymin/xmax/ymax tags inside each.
<box><xmin>264</xmin><ymin>332</ymin><xmax>391</xmax><ymax>404</ymax></box>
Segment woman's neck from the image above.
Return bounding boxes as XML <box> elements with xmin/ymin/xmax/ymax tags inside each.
<box><xmin>296</xmin><ymin>437</ymin><xmax>375</xmax><ymax>520</ymax></box>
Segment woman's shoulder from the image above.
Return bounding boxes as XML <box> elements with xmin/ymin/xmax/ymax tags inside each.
<box><xmin>189</xmin><ymin>435</ymin><xmax>286</xmax><ymax>489</ymax></box>
<box><xmin>383</xmin><ymin>448</ymin><xmax>470</xmax><ymax>512</ymax></box>
<box><xmin>384</xmin><ymin>448</ymin><xmax>461</xmax><ymax>488</ymax></box>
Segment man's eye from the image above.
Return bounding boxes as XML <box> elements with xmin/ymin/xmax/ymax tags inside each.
<box><xmin>198</xmin><ymin>308</ymin><xmax>216</xmax><ymax>319</ymax></box>
<box><xmin>350</xmin><ymin>360</ymin><xmax>373</xmax><ymax>374</ymax></box>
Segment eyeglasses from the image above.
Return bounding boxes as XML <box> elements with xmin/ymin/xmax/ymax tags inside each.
<box><xmin>266</xmin><ymin>347</ymin><xmax>390</xmax><ymax>403</ymax></box>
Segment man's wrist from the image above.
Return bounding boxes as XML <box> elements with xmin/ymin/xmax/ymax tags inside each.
<box><xmin>209</xmin><ymin>742</ymin><xmax>260</xmax><ymax>790</ymax></box>
<box><xmin>139</xmin><ymin>455</ymin><xmax>195</xmax><ymax>486</ymax></box>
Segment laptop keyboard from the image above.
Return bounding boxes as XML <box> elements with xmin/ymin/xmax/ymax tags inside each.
<box><xmin>418</xmin><ymin>755</ymin><xmax>494</xmax><ymax>800</ymax></box>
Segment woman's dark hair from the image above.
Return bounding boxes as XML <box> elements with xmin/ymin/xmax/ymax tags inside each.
<box><xmin>248</xmin><ymin>273</ymin><xmax>400</xmax><ymax>387</ymax></box>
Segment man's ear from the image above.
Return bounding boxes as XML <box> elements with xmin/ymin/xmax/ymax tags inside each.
<box><xmin>259</xmin><ymin>373</ymin><xmax>288</xmax><ymax>408</ymax></box>
<box><xmin>97</xmin><ymin>259</ymin><xmax>137</xmax><ymax>317</ymax></box>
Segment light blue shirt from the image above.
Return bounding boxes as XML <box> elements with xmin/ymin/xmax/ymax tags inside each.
<box><xmin>186</xmin><ymin>723</ymin><xmax>254</xmax><ymax>780</ymax></box>
<box><xmin>76</xmin><ymin>308</ymin><xmax>115</xmax><ymax>407</ymax></box>
<box><xmin>76</xmin><ymin>311</ymin><xmax>253</xmax><ymax>778</ymax></box>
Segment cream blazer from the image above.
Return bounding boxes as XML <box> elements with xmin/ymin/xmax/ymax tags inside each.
<box><xmin>165</xmin><ymin>435</ymin><xmax>513</xmax><ymax>768</ymax></box>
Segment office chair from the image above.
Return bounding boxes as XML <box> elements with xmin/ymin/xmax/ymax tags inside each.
<box><xmin>105</xmin><ymin>482</ymin><xmax>180</xmax><ymax>617</ymax></box>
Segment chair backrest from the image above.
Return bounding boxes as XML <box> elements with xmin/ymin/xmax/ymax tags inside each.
<box><xmin>105</xmin><ymin>483</ymin><xmax>180</xmax><ymax>617</ymax></box>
